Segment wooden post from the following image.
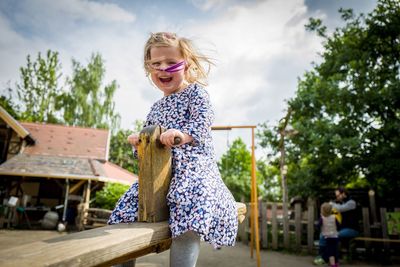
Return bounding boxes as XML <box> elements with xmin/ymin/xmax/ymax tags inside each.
<box><xmin>362</xmin><ymin>207</ymin><xmax>371</xmax><ymax>249</ymax></box>
<box><xmin>283</xmin><ymin>202</ymin><xmax>290</xmax><ymax>249</ymax></box>
<box><xmin>278</xmin><ymin>109</ymin><xmax>292</xmax><ymax>251</ymax></box>
<box><xmin>271</xmin><ymin>203</ymin><xmax>278</xmax><ymax>250</ymax></box>
<box><xmin>260</xmin><ymin>201</ymin><xmax>268</xmax><ymax>249</ymax></box>
<box><xmin>295</xmin><ymin>202</ymin><xmax>302</xmax><ymax>251</ymax></box>
<box><xmin>307</xmin><ymin>199</ymin><xmax>315</xmax><ymax>253</ymax></box>
<box><xmin>380</xmin><ymin>207</ymin><xmax>390</xmax><ymax>251</ymax></box>
<box><xmin>238</xmin><ymin>203</ymin><xmax>250</xmax><ymax>245</ymax></box>
<box><xmin>137</xmin><ymin>125</ymin><xmax>172</xmax><ymax>222</ymax></box>
<box><xmin>368</xmin><ymin>189</ymin><xmax>378</xmax><ymax>224</ymax></box>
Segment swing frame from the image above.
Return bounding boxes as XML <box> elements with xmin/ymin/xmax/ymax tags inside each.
<box><xmin>212</xmin><ymin>125</ymin><xmax>261</xmax><ymax>267</ymax></box>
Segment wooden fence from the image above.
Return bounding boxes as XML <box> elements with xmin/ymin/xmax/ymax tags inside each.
<box><xmin>238</xmin><ymin>200</ymin><xmax>317</xmax><ymax>253</ymax></box>
<box><xmin>237</xmin><ymin>199</ymin><xmax>400</xmax><ymax>254</ymax></box>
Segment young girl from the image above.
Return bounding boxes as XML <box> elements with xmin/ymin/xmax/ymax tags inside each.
<box><xmin>319</xmin><ymin>202</ymin><xmax>340</xmax><ymax>267</ymax></box>
<box><xmin>108</xmin><ymin>32</ymin><xmax>238</xmax><ymax>266</ymax></box>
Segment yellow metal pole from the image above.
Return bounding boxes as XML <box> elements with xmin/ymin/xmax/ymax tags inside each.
<box><xmin>251</xmin><ymin>127</ymin><xmax>261</xmax><ymax>267</ymax></box>
<box><xmin>250</xmin><ymin>187</ymin><xmax>254</xmax><ymax>258</ymax></box>
<box><xmin>211</xmin><ymin>125</ymin><xmax>261</xmax><ymax>266</ymax></box>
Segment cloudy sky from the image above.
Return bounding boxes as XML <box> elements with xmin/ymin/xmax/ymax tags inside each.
<box><xmin>0</xmin><ymin>0</ymin><xmax>377</xmax><ymax>158</ymax></box>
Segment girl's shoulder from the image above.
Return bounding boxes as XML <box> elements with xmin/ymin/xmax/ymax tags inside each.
<box><xmin>186</xmin><ymin>83</ymin><xmax>209</xmax><ymax>98</ymax></box>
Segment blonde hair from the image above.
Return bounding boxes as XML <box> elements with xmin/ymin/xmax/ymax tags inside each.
<box><xmin>143</xmin><ymin>32</ymin><xmax>213</xmax><ymax>86</ymax></box>
<box><xmin>321</xmin><ymin>202</ymin><xmax>332</xmax><ymax>217</ymax></box>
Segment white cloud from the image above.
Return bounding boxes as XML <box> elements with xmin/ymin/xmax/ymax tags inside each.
<box><xmin>0</xmin><ymin>0</ymin><xmax>144</xmax><ymax>130</ymax></box>
<box><xmin>190</xmin><ymin>0</ymin><xmax>236</xmax><ymax>11</ymax></box>
<box><xmin>185</xmin><ymin>0</ymin><xmax>323</xmax><ymax>127</ymax></box>
<box><xmin>19</xmin><ymin>0</ymin><xmax>135</xmax><ymax>25</ymax></box>
<box><xmin>1</xmin><ymin>0</ymin><xmax>373</xmax><ymax>157</ymax></box>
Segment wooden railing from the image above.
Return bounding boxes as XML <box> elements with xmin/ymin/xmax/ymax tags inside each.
<box><xmin>238</xmin><ymin>199</ymin><xmax>399</xmax><ymax>257</ymax></box>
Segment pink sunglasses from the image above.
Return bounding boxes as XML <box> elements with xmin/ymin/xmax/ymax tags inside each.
<box><xmin>149</xmin><ymin>61</ymin><xmax>185</xmax><ymax>73</ymax></box>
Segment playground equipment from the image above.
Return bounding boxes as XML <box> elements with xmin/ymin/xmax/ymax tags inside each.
<box><xmin>212</xmin><ymin>125</ymin><xmax>260</xmax><ymax>267</ymax></box>
<box><xmin>0</xmin><ymin>125</ymin><xmax>246</xmax><ymax>267</ymax></box>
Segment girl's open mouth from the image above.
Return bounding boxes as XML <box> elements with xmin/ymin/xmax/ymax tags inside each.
<box><xmin>160</xmin><ymin>77</ymin><xmax>173</xmax><ymax>83</ymax></box>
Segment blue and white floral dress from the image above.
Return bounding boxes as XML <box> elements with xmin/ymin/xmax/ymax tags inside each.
<box><xmin>108</xmin><ymin>83</ymin><xmax>238</xmax><ymax>247</ymax></box>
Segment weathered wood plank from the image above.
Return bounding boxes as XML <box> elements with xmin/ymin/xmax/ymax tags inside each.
<box><xmin>0</xmin><ymin>203</ymin><xmax>247</xmax><ymax>267</ymax></box>
<box><xmin>307</xmin><ymin>201</ymin><xmax>315</xmax><ymax>253</ymax></box>
<box><xmin>138</xmin><ymin>125</ymin><xmax>172</xmax><ymax>222</ymax></box>
<box><xmin>260</xmin><ymin>201</ymin><xmax>268</xmax><ymax>249</ymax></box>
<box><xmin>271</xmin><ymin>203</ymin><xmax>278</xmax><ymax>250</ymax></box>
<box><xmin>361</xmin><ymin>207</ymin><xmax>371</xmax><ymax>249</ymax></box>
<box><xmin>294</xmin><ymin>202</ymin><xmax>302</xmax><ymax>251</ymax></box>
<box><xmin>0</xmin><ymin>222</ymin><xmax>171</xmax><ymax>267</ymax></box>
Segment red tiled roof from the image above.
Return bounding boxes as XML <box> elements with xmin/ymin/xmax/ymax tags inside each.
<box><xmin>100</xmin><ymin>161</ymin><xmax>138</xmax><ymax>185</ymax></box>
<box><xmin>20</xmin><ymin>122</ymin><xmax>110</xmax><ymax>160</ymax></box>
<box><xmin>0</xmin><ymin>154</ymin><xmax>137</xmax><ymax>185</ymax></box>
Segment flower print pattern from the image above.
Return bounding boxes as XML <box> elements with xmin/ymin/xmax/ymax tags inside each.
<box><xmin>108</xmin><ymin>83</ymin><xmax>238</xmax><ymax>247</ymax></box>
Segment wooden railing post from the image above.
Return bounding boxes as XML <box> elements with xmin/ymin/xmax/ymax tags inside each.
<box><xmin>307</xmin><ymin>199</ymin><xmax>315</xmax><ymax>254</ymax></box>
<box><xmin>137</xmin><ymin>125</ymin><xmax>172</xmax><ymax>222</ymax></box>
<box><xmin>271</xmin><ymin>203</ymin><xmax>278</xmax><ymax>250</ymax></box>
<box><xmin>260</xmin><ymin>201</ymin><xmax>268</xmax><ymax>249</ymax></box>
<box><xmin>362</xmin><ymin>207</ymin><xmax>371</xmax><ymax>249</ymax></box>
<box><xmin>294</xmin><ymin>202</ymin><xmax>302</xmax><ymax>251</ymax></box>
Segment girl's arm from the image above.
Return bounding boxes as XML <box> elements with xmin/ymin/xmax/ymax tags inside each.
<box><xmin>160</xmin><ymin>129</ymin><xmax>193</xmax><ymax>147</ymax></box>
<box><xmin>179</xmin><ymin>85</ymin><xmax>214</xmax><ymax>146</ymax></box>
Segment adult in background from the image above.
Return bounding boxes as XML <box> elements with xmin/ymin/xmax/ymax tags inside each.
<box><xmin>314</xmin><ymin>187</ymin><xmax>359</xmax><ymax>265</ymax></box>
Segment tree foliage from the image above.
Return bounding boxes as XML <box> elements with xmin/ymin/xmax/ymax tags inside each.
<box><xmin>59</xmin><ymin>53</ymin><xmax>120</xmax><ymax>130</ymax></box>
<box><xmin>0</xmin><ymin>92</ymin><xmax>20</xmax><ymax>120</ymax></box>
<box><xmin>16</xmin><ymin>50</ymin><xmax>63</xmax><ymax>123</ymax></box>
<box><xmin>108</xmin><ymin>120</ymin><xmax>144</xmax><ymax>175</ymax></box>
<box><xmin>218</xmin><ymin>138</ymin><xmax>266</xmax><ymax>202</ymax></box>
<box><xmin>10</xmin><ymin>50</ymin><xmax>120</xmax><ymax>132</ymax></box>
<box><xmin>258</xmin><ymin>0</ymin><xmax>400</xmax><ymax>202</ymax></box>
<box><xmin>93</xmin><ymin>182</ymin><xmax>129</xmax><ymax>210</ymax></box>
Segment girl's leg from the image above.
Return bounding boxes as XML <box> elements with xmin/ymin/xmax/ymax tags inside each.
<box><xmin>170</xmin><ymin>230</ymin><xmax>201</xmax><ymax>267</ymax></box>
<box><xmin>329</xmin><ymin>256</ymin><xmax>335</xmax><ymax>266</ymax></box>
<box><xmin>113</xmin><ymin>260</ymin><xmax>136</xmax><ymax>267</ymax></box>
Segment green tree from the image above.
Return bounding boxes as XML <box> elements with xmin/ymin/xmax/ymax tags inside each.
<box><xmin>218</xmin><ymin>138</ymin><xmax>265</xmax><ymax>202</ymax></box>
<box><xmin>257</xmin><ymin>156</ymin><xmax>281</xmax><ymax>201</ymax></box>
<box><xmin>0</xmin><ymin>87</ymin><xmax>20</xmax><ymax>119</ymax></box>
<box><xmin>259</xmin><ymin>0</ymin><xmax>400</xmax><ymax>201</ymax></box>
<box><xmin>16</xmin><ymin>50</ymin><xmax>63</xmax><ymax>123</ymax></box>
<box><xmin>108</xmin><ymin>120</ymin><xmax>144</xmax><ymax>174</ymax></box>
<box><xmin>6</xmin><ymin>50</ymin><xmax>121</xmax><ymax>131</ymax></box>
<box><xmin>59</xmin><ymin>53</ymin><xmax>120</xmax><ymax>130</ymax></box>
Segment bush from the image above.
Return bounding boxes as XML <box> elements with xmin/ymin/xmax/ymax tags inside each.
<box><xmin>93</xmin><ymin>183</ymin><xmax>129</xmax><ymax>210</ymax></box>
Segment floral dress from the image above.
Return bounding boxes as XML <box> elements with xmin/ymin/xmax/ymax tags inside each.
<box><xmin>108</xmin><ymin>83</ymin><xmax>238</xmax><ymax>247</ymax></box>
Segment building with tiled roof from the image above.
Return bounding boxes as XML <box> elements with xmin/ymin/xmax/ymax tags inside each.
<box><xmin>0</xmin><ymin>105</ymin><xmax>137</xmax><ymax>229</ymax></box>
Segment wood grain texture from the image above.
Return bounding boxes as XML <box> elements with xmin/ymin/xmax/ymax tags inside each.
<box><xmin>0</xmin><ymin>222</ymin><xmax>171</xmax><ymax>267</ymax></box>
<box><xmin>137</xmin><ymin>125</ymin><xmax>172</xmax><ymax>222</ymax></box>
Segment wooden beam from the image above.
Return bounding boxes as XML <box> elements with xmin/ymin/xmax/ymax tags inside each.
<box><xmin>0</xmin><ymin>204</ymin><xmax>246</xmax><ymax>266</ymax></box>
<box><xmin>69</xmin><ymin>180</ymin><xmax>86</xmax><ymax>194</ymax></box>
<box><xmin>212</xmin><ymin>125</ymin><xmax>256</xmax><ymax>130</ymax></box>
<box><xmin>0</xmin><ymin>222</ymin><xmax>171</xmax><ymax>267</ymax></box>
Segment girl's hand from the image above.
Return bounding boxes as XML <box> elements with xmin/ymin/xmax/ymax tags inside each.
<box><xmin>127</xmin><ymin>134</ymin><xmax>140</xmax><ymax>149</ymax></box>
<box><xmin>160</xmin><ymin>129</ymin><xmax>186</xmax><ymax>147</ymax></box>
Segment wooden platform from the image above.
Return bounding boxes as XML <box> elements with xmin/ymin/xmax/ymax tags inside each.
<box><xmin>0</xmin><ymin>203</ymin><xmax>246</xmax><ymax>267</ymax></box>
<box><xmin>0</xmin><ymin>222</ymin><xmax>171</xmax><ymax>267</ymax></box>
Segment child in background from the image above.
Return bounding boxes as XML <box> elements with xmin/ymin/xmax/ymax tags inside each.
<box><xmin>108</xmin><ymin>32</ymin><xmax>238</xmax><ymax>267</ymax></box>
<box><xmin>319</xmin><ymin>202</ymin><xmax>340</xmax><ymax>267</ymax></box>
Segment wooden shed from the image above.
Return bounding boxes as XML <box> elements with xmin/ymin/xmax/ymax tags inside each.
<box><xmin>0</xmin><ymin>106</ymin><xmax>137</xmax><ymax>229</ymax></box>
